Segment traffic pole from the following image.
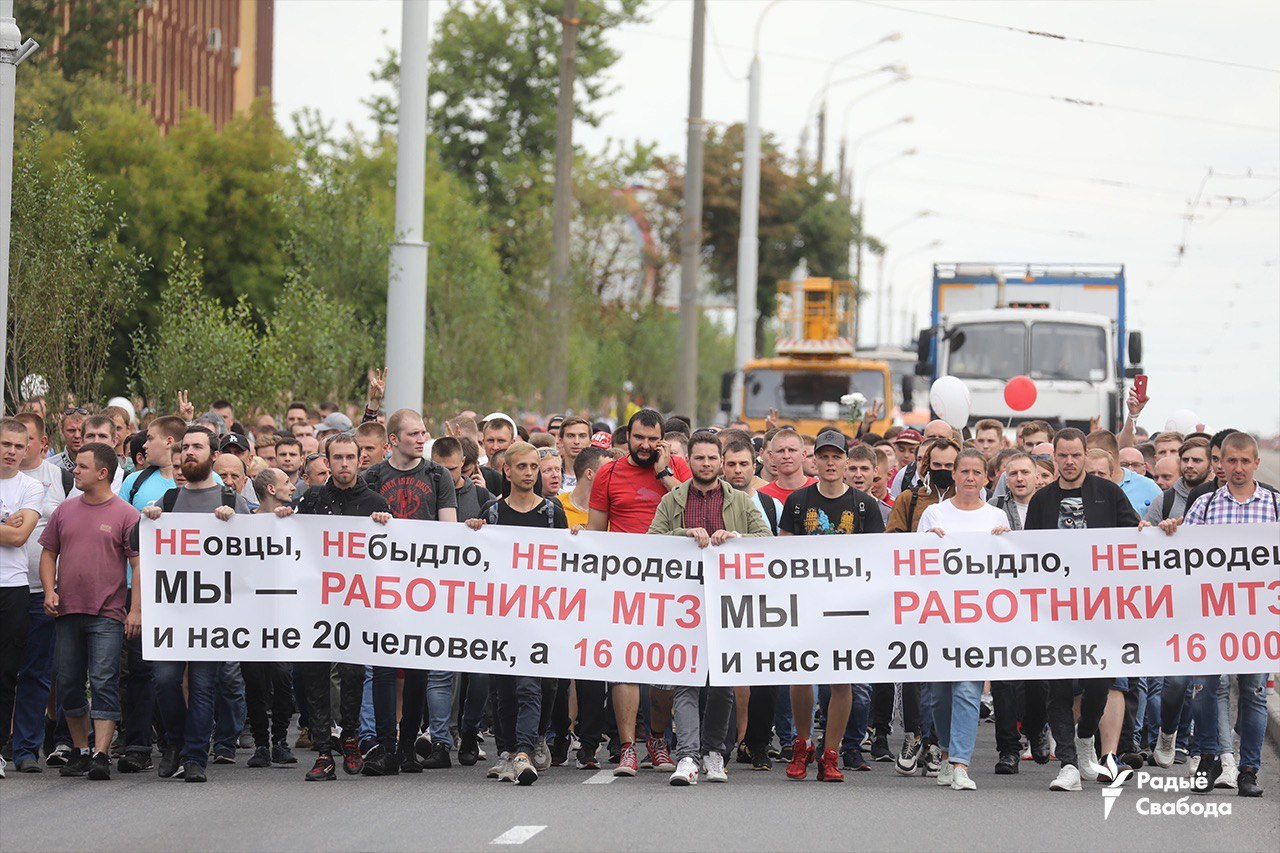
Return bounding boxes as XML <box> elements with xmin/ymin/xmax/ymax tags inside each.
<box><xmin>732</xmin><ymin>53</ymin><xmax>761</xmax><ymax>420</ymax></box>
<box><xmin>675</xmin><ymin>0</ymin><xmax>706</xmax><ymax>423</ymax></box>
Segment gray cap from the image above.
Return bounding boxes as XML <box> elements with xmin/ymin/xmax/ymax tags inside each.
<box><xmin>318</xmin><ymin>412</ymin><xmax>354</xmax><ymax>433</ymax></box>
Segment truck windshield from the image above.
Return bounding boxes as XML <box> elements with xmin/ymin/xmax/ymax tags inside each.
<box><xmin>743</xmin><ymin>370</ymin><xmax>886</xmax><ymax>419</ymax></box>
<box><xmin>1031</xmin><ymin>323</ymin><xmax>1107</xmax><ymax>382</ymax></box>
<box><xmin>947</xmin><ymin>322</ymin><xmax>1025</xmax><ymax>380</ymax></box>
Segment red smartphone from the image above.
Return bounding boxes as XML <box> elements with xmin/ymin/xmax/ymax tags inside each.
<box><xmin>1133</xmin><ymin>374</ymin><xmax>1148</xmax><ymax>403</ymax></box>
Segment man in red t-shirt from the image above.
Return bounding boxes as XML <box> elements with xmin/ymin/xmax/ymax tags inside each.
<box><xmin>758</xmin><ymin>428</ymin><xmax>816</xmax><ymax>505</ymax></box>
<box><xmin>586</xmin><ymin>409</ymin><xmax>690</xmax><ymax>777</ymax></box>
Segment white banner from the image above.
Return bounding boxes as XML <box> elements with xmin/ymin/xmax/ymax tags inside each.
<box><xmin>140</xmin><ymin>516</ymin><xmax>1280</xmax><ymax>686</ymax></box>
<box><xmin>139</xmin><ymin>516</ymin><xmax>707</xmax><ymax>686</ymax></box>
<box><xmin>704</xmin><ymin>524</ymin><xmax>1280</xmax><ymax>685</ymax></box>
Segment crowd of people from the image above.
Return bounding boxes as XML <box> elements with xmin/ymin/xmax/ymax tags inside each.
<box><xmin>0</xmin><ymin>377</ymin><xmax>1271</xmax><ymax>799</ymax></box>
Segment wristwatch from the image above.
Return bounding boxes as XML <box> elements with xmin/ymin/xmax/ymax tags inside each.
<box><xmin>656</xmin><ymin>466</ymin><xmax>674</xmax><ymax>480</ymax></box>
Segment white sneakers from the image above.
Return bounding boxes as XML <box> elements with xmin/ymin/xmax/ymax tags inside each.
<box><xmin>512</xmin><ymin>752</ymin><xmax>538</xmax><ymax>785</ymax></box>
<box><xmin>669</xmin><ymin>756</ymin><xmax>699</xmax><ymax>786</ymax></box>
<box><xmin>1050</xmin><ymin>764</ymin><xmax>1083</xmax><ymax>791</ymax></box>
<box><xmin>936</xmin><ymin>761</ymin><xmax>954</xmax><ymax>787</ymax></box>
<box><xmin>1074</xmin><ymin>736</ymin><xmax>1101</xmax><ymax>781</ymax></box>
<box><xmin>951</xmin><ymin>765</ymin><xmax>976</xmax><ymax>790</ymax></box>
<box><xmin>1216</xmin><ymin>752</ymin><xmax>1238</xmax><ymax>789</ymax></box>
<box><xmin>702</xmin><ymin>751</ymin><xmax>728</xmax><ymax>783</ymax></box>
<box><xmin>0</xmin><ymin>754</ymin><xmax>6</xmax><ymax>779</ymax></box>
<box><xmin>1153</xmin><ymin>731</ymin><xmax>1177</xmax><ymax>768</ymax></box>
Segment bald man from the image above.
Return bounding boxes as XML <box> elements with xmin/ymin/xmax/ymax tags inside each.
<box><xmin>1152</xmin><ymin>455</ymin><xmax>1178</xmax><ymax>491</ymax></box>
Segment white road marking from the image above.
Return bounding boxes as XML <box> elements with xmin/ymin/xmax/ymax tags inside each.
<box><xmin>491</xmin><ymin>825</ymin><xmax>547</xmax><ymax>845</ymax></box>
<box><xmin>583</xmin><ymin>769</ymin><xmax>616</xmax><ymax>784</ymax></box>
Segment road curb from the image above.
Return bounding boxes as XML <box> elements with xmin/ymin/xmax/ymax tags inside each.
<box><xmin>1267</xmin><ymin>679</ymin><xmax>1280</xmax><ymax>753</ymax></box>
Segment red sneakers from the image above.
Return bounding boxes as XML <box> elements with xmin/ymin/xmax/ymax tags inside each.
<box><xmin>613</xmin><ymin>743</ymin><xmax>639</xmax><ymax>777</ymax></box>
<box><xmin>305</xmin><ymin>754</ymin><xmax>336</xmax><ymax>782</ymax></box>
<box><xmin>647</xmin><ymin>736</ymin><xmax>676</xmax><ymax>772</ymax></box>
<box><xmin>785</xmin><ymin>738</ymin><xmax>813</xmax><ymax>780</ymax></box>
<box><xmin>816</xmin><ymin>748</ymin><xmax>845</xmax><ymax>782</ymax></box>
<box><xmin>341</xmin><ymin>736</ymin><xmax>363</xmax><ymax>775</ymax></box>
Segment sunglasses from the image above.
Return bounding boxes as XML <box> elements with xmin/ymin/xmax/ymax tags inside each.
<box><xmin>62</xmin><ymin>407</ymin><xmax>88</xmax><ymax>417</ymax></box>
<box><xmin>537</xmin><ymin>448</ymin><xmax>560</xmax><ymax>458</ymax></box>
<box><xmin>305</xmin><ymin>453</ymin><xmax>323</xmax><ymax>462</ymax></box>
<box><xmin>1030</xmin><ymin>453</ymin><xmax>1052</xmax><ymax>461</ymax></box>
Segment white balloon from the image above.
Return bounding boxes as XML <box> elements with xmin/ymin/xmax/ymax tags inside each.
<box><xmin>1165</xmin><ymin>409</ymin><xmax>1198</xmax><ymax>435</ymax></box>
<box><xmin>929</xmin><ymin>375</ymin><xmax>971</xmax><ymax>429</ymax></box>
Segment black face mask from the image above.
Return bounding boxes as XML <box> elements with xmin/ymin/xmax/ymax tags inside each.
<box><xmin>929</xmin><ymin>469</ymin><xmax>954</xmax><ymax>491</ymax></box>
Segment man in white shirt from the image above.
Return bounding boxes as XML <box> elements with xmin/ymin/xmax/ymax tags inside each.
<box><xmin>0</xmin><ymin>418</ymin><xmax>46</xmax><ymax>778</ymax></box>
<box><xmin>988</xmin><ymin>452</ymin><xmax>1036</xmax><ymax>531</ymax></box>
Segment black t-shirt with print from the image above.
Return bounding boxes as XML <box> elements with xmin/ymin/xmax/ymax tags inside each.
<box><xmin>780</xmin><ymin>483</ymin><xmax>885</xmax><ymax>535</ymax></box>
<box><xmin>1056</xmin><ymin>487</ymin><xmax>1085</xmax><ymax>530</ymax></box>
<box><xmin>364</xmin><ymin>458</ymin><xmax>458</xmax><ymax>521</ymax></box>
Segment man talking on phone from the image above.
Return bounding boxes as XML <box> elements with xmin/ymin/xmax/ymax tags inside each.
<box><xmin>586</xmin><ymin>409</ymin><xmax>692</xmax><ymax>776</ymax></box>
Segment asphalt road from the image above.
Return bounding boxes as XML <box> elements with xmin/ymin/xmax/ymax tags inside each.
<box><xmin>3</xmin><ymin>722</ymin><xmax>1278</xmax><ymax>853</ymax></box>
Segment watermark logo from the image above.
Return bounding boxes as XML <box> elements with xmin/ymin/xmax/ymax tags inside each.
<box><xmin>1103</xmin><ymin>771</ymin><xmax>1233</xmax><ymax>819</ymax></box>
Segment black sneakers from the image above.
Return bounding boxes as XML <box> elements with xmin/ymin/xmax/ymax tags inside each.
<box><xmin>1190</xmin><ymin>755</ymin><xmax>1222</xmax><ymax>794</ymax></box>
<box><xmin>88</xmin><ymin>752</ymin><xmax>112</xmax><ymax>780</ymax></box>
<box><xmin>271</xmin><ymin>742</ymin><xmax>297</xmax><ymax>765</ymax></box>
<box><xmin>360</xmin><ymin>744</ymin><xmax>399</xmax><ymax>776</ymax></box>
<box><xmin>59</xmin><ymin>751</ymin><xmax>91</xmax><ymax>777</ymax></box>
<box><xmin>118</xmin><ymin>751</ymin><xmax>153</xmax><ymax>773</ymax></box>
<box><xmin>457</xmin><ymin>732</ymin><xmax>480</xmax><ymax>766</ymax></box>
<box><xmin>1030</xmin><ymin>729</ymin><xmax>1052</xmax><ymax>765</ymax></box>
<box><xmin>247</xmin><ymin>745</ymin><xmax>272</xmax><ymax>768</ymax></box>
<box><xmin>184</xmin><ymin>761</ymin><xmax>207</xmax><ymax>783</ymax></box>
<box><xmin>869</xmin><ymin>733</ymin><xmax>892</xmax><ymax>762</ymax></box>
<box><xmin>423</xmin><ymin>741</ymin><xmax>451</xmax><ymax>769</ymax></box>
<box><xmin>157</xmin><ymin>748</ymin><xmax>183</xmax><ymax>779</ymax></box>
<box><xmin>995</xmin><ymin>752</ymin><xmax>1020</xmax><ymax>775</ymax></box>
<box><xmin>1238</xmin><ymin>769</ymin><xmax>1263</xmax><ymax>798</ymax></box>
<box><xmin>305</xmin><ymin>754</ymin><xmax>336</xmax><ymax>781</ymax></box>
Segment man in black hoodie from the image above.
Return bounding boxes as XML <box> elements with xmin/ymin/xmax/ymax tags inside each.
<box><xmin>296</xmin><ymin>433</ymin><xmax>391</xmax><ymax>782</ymax></box>
<box><xmin>1026</xmin><ymin>428</ymin><xmax>1140</xmax><ymax>793</ymax></box>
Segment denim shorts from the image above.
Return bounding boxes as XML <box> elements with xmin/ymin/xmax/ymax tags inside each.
<box><xmin>54</xmin><ymin>614</ymin><xmax>124</xmax><ymax>721</ymax></box>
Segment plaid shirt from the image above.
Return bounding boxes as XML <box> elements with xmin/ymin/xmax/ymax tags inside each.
<box><xmin>683</xmin><ymin>483</ymin><xmax>726</xmax><ymax>534</ymax></box>
<box><xmin>1184</xmin><ymin>484</ymin><xmax>1279</xmax><ymax>526</ymax></box>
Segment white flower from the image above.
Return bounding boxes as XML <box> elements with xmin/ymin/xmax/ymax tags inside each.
<box><xmin>840</xmin><ymin>393</ymin><xmax>866</xmax><ymax>407</ymax></box>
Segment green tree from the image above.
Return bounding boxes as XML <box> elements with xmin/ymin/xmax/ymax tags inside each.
<box><xmin>6</xmin><ymin>129</ymin><xmax>144</xmax><ymax>412</ymax></box>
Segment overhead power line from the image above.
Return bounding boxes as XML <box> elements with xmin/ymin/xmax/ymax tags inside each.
<box><xmin>854</xmin><ymin>0</ymin><xmax>1280</xmax><ymax>74</ymax></box>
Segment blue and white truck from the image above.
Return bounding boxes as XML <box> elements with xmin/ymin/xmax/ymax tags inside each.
<box><xmin>914</xmin><ymin>263</ymin><xmax>1143</xmax><ymax>430</ymax></box>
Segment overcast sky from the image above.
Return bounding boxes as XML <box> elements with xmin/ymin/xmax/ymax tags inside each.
<box><xmin>273</xmin><ymin>0</ymin><xmax>1280</xmax><ymax>434</ymax></box>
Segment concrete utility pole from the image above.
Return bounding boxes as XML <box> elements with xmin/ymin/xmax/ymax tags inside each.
<box><xmin>675</xmin><ymin>0</ymin><xmax>706</xmax><ymax>422</ymax></box>
<box><xmin>384</xmin><ymin>0</ymin><xmax>430</xmax><ymax>416</ymax></box>
<box><xmin>545</xmin><ymin>0</ymin><xmax>579</xmax><ymax>414</ymax></box>
<box><xmin>0</xmin><ymin>0</ymin><xmax>37</xmax><ymax>412</ymax></box>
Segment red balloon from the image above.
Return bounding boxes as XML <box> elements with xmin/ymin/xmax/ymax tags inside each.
<box><xmin>1004</xmin><ymin>375</ymin><xmax>1037</xmax><ymax>411</ymax></box>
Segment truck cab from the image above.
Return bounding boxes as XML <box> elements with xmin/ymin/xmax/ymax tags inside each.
<box><xmin>734</xmin><ymin>277</ymin><xmax>893</xmax><ymax>435</ymax></box>
<box><xmin>916</xmin><ymin>263</ymin><xmax>1143</xmax><ymax>430</ymax></box>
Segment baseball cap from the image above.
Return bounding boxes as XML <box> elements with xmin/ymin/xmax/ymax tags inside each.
<box><xmin>318</xmin><ymin>412</ymin><xmax>353</xmax><ymax>433</ymax></box>
<box><xmin>894</xmin><ymin>428</ymin><xmax>923</xmax><ymax>446</ymax></box>
<box><xmin>219</xmin><ymin>433</ymin><xmax>250</xmax><ymax>454</ymax></box>
<box><xmin>813</xmin><ymin>431</ymin><xmax>848</xmax><ymax>454</ymax></box>
<box><xmin>590</xmin><ymin>431</ymin><xmax>613</xmax><ymax>449</ymax></box>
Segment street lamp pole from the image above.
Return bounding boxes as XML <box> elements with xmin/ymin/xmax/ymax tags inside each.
<box><xmin>675</xmin><ymin>0</ymin><xmax>706</xmax><ymax>422</ymax></box>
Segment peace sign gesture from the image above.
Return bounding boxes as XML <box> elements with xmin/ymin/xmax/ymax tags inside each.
<box><xmin>177</xmin><ymin>390</ymin><xmax>195</xmax><ymax>421</ymax></box>
<box><xmin>367</xmin><ymin>368</ymin><xmax>388</xmax><ymax>411</ymax></box>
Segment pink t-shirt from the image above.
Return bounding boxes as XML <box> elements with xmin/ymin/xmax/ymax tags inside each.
<box><xmin>38</xmin><ymin>495</ymin><xmax>140</xmax><ymax>623</ymax></box>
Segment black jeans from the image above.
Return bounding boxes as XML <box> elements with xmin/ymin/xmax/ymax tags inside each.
<box><xmin>573</xmin><ymin>679</ymin><xmax>608</xmax><ymax>754</ymax></box>
<box><xmin>744</xmin><ymin>684</ymin><xmax>776</xmax><ymax>753</ymax></box>
<box><xmin>243</xmin><ymin>661</ymin><xmax>294</xmax><ymax>746</ymax></box>
<box><xmin>0</xmin><ymin>585</ymin><xmax>30</xmax><ymax>745</ymax></box>
<box><xmin>1047</xmin><ymin>678</ymin><xmax>1109</xmax><ymax>768</ymax></box>
<box><xmin>120</xmin><ymin>626</ymin><xmax>156</xmax><ymax>754</ymax></box>
<box><xmin>371</xmin><ymin>666</ymin><xmax>427</xmax><ymax>754</ymax></box>
<box><xmin>873</xmin><ymin>682</ymin><xmax>921</xmax><ymax>736</ymax></box>
<box><xmin>992</xmin><ymin>679</ymin><xmax>1048</xmax><ymax>755</ymax></box>
<box><xmin>299</xmin><ymin>661</ymin><xmax>362</xmax><ymax>755</ymax></box>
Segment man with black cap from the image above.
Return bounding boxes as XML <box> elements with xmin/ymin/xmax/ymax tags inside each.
<box><xmin>218</xmin><ymin>433</ymin><xmax>258</xmax><ymax>508</ymax></box>
<box><xmin>779</xmin><ymin>430</ymin><xmax>884</xmax><ymax>783</ymax></box>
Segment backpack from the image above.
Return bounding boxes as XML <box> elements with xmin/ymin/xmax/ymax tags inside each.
<box><xmin>160</xmin><ymin>486</ymin><xmax>238</xmax><ymax>513</ymax></box>
<box><xmin>1161</xmin><ymin>488</ymin><xmax>1178</xmax><ymax>521</ymax></box>
<box><xmin>485</xmin><ymin>497</ymin><xmax>559</xmax><ymax>527</ymax></box>
<box><xmin>127</xmin><ymin>466</ymin><xmax>160</xmax><ymax>506</ymax></box>
<box><xmin>59</xmin><ymin>466</ymin><xmax>74</xmax><ymax>497</ymax></box>
<box><xmin>757</xmin><ymin>494</ymin><xmax>779</xmax><ymax>536</ymax></box>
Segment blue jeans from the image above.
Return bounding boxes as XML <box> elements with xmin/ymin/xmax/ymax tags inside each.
<box><xmin>154</xmin><ymin>660</ymin><xmax>219</xmax><ymax>767</ymax></box>
<box><xmin>774</xmin><ymin>686</ymin><xmax>797</xmax><ymax>747</ymax></box>
<box><xmin>11</xmin><ymin>593</ymin><xmax>54</xmax><ymax>763</ymax></box>
<box><xmin>53</xmin><ymin>614</ymin><xmax>123</xmax><ymax>722</ymax></box>
<box><xmin>919</xmin><ymin>682</ymin><xmax>937</xmax><ymax>741</ymax></box>
<box><xmin>1207</xmin><ymin>673</ymin><xmax>1267</xmax><ymax>771</ymax></box>
<box><xmin>817</xmin><ymin>683</ymin><xmax>872</xmax><ymax>758</ymax></box>
<box><xmin>929</xmin><ymin>681</ymin><xmax>983</xmax><ymax>766</ymax></box>
<box><xmin>426</xmin><ymin>670</ymin><xmax>456</xmax><ymax>748</ymax></box>
<box><xmin>1139</xmin><ymin>676</ymin><xmax>1162</xmax><ymax>749</ymax></box>
<box><xmin>494</xmin><ymin>675</ymin><xmax>541</xmax><ymax>756</ymax></box>
<box><xmin>212</xmin><ymin>662</ymin><xmax>246</xmax><ymax>757</ymax></box>
<box><xmin>359</xmin><ymin>666</ymin><xmax>375</xmax><ymax>745</ymax></box>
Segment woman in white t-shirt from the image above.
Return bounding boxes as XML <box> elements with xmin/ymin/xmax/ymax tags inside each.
<box><xmin>917</xmin><ymin>449</ymin><xmax>1011</xmax><ymax>792</ymax></box>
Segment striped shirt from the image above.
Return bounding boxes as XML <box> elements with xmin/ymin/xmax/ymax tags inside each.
<box><xmin>1184</xmin><ymin>484</ymin><xmax>1279</xmax><ymax>526</ymax></box>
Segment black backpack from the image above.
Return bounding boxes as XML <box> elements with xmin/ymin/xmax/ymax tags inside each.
<box><xmin>127</xmin><ymin>466</ymin><xmax>160</xmax><ymax>506</ymax></box>
<box><xmin>59</xmin><ymin>466</ymin><xmax>74</xmax><ymax>497</ymax></box>
<box><xmin>485</xmin><ymin>497</ymin><xmax>559</xmax><ymax>527</ymax></box>
<box><xmin>757</xmin><ymin>494</ymin><xmax>779</xmax><ymax>535</ymax></box>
